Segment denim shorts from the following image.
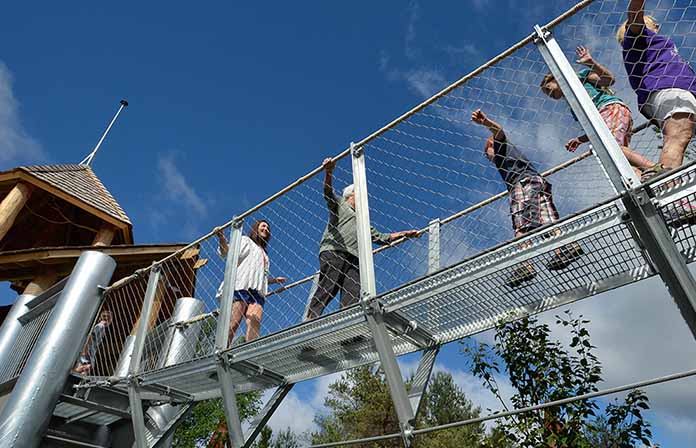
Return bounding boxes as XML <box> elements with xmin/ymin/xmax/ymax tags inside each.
<box><xmin>233</xmin><ymin>289</ymin><xmax>265</xmax><ymax>307</ymax></box>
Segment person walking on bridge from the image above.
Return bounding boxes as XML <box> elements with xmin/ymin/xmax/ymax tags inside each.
<box><xmin>305</xmin><ymin>158</ymin><xmax>420</xmax><ymax>320</ymax></box>
<box><xmin>471</xmin><ymin>109</ymin><xmax>583</xmax><ymax>287</ymax></box>
<box><xmin>215</xmin><ymin>220</ymin><xmax>287</xmax><ymax>345</ymax></box>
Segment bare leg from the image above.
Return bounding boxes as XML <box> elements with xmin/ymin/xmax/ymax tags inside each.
<box><xmin>621</xmin><ymin>146</ymin><xmax>654</xmax><ymax>171</ymax></box>
<box><xmin>661</xmin><ymin>113</ymin><xmax>695</xmax><ymax>169</ymax></box>
<box><xmin>74</xmin><ymin>363</ymin><xmax>91</xmax><ymax>375</ymax></box>
<box><xmin>228</xmin><ymin>301</ymin><xmax>246</xmax><ymax>347</ymax></box>
<box><xmin>245</xmin><ymin>304</ymin><xmax>263</xmax><ymax>341</ymax></box>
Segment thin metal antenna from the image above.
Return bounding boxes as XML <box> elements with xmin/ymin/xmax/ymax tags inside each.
<box><xmin>80</xmin><ymin>99</ymin><xmax>129</xmax><ymax>167</ymax></box>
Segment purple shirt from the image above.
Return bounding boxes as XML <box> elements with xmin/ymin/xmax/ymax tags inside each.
<box><xmin>622</xmin><ymin>27</ymin><xmax>696</xmax><ymax>109</ymax></box>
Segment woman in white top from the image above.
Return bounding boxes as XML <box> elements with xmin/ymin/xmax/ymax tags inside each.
<box><xmin>215</xmin><ymin>220</ymin><xmax>286</xmax><ymax>345</ymax></box>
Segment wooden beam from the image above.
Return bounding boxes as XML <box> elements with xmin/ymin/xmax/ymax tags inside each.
<box><xmin>22</xmin><ymin>270</ymin><xmax>57</xmax><ymax>296</ymax></box>
<box><xmin>92</xmin><ymin>223</ymin><xmax>116</xmax><ymax>247</ymax></box>
<box><xmin>0</xmin><ymin>182</ymin><xmax>32</xmax><ymax>242</ymax></box>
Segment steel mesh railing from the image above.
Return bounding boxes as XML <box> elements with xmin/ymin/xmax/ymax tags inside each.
<box><xmin>82</xmin><ymin>0</ymin><xmax>696</xmax><ymax>384</ymax></box>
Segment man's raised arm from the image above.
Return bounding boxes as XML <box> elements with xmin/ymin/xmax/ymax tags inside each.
<box><xmin>627</xmin><ymin>0</ymin><xmax>646</xmax><ymax>35</ymax></box>
<box><xmin>471</xmin><ymin>109</ymin><xmax>506</xmax><ymax>142</ymax></box>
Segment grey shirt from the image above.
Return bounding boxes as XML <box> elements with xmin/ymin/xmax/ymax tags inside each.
<box><xmin>319</xmin><ymin>188</ymin><xmax>392</xmax><ymax>258</ymax></box>
<box><xmin>86</xmin><ymin>321</ymin><xmax>107</xmax><ymax>362</ymax></box>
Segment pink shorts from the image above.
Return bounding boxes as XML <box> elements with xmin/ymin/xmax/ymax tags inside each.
<box><xmin>599</xmin><ymin>102</ymin><xmax>633</xmax><ymax>147</ymax></box>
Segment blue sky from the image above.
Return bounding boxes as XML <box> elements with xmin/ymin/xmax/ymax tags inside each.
<box><xmin>2</xmin><ymin>1</ymin><xmax>696</xmax><ymax>446</ymax></box>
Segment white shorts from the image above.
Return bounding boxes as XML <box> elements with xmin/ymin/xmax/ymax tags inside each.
<box><xmin>642</xmin><ymin>88</ymin><xmax>696</xmax><ymax>128</ymax></box>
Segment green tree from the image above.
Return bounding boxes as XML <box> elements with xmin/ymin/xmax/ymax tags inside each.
<box><xmin>462</xmin><ymin>311</ymin><xmax>656</xmax><ymax>447</ymax></box>
<box><xmin>416</xmin><ymin>372</ymin><xmax>485</xmax><ymax>448</ymax></box>
<box><xmin>253</xmin><ymin>426</ymin><xmax>273</xmax><ymax>448</ymax></box>
<box><xmin>273</xmin><ymin>427</ymin><xmax>301</xmax><ymax>448</ymax></box>
<box><xmin>311</xmin><ymin>366</ymin><xmax>485</xmax><ymax>447</ymax></box>
<box><xmin>172</xmin><ymin>391</ymin><xmax>262</xmax><ymax>447</ymax></box>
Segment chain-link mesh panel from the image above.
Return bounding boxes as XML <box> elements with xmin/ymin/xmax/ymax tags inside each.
<box><xmin>90</xmin><ymin>0</ymin><xmax>696</xmax><ymax>382</ymax></box>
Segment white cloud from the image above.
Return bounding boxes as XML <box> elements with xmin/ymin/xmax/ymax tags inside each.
<box><xmin>531</xmin><ymin>276</ymin><xmax>696</xmax><ymax>444</ymax></box>
<box><xmin>157</xmin><ymin>152</ymin><xmax>207</xmax><ymax>216</ymax></box>
<box><xmin>444</xmin><ymin>43</ymin><xmax>481</xmax><ymax>59</ymax></box>
<box><xmin>404</xmin><ymin>1</ymin><xmax>421</xmax><ymax>60</ymax></box>
<box><xmin>404</xmin><ymin>69</ymin><xmax>447</xmax><ymax>99</ymax></box>
<box><xmin>262</xmin><ymin>372</ymin><xmax>343</xmax><ymax>438</ymax></box>
<box><xmin>471</xmin><ymin>0</ymin><xmax>490</xmax><ymax>11</ymax></box>
<box><xmin>0</xmin><ymin>61</ymin><xmax>44</xmax><ymax>166</ymax></box>
<box><xmin>265</xmin><ymin>390</ymin><xmax>318</xmax><ymax>435</ymax></box>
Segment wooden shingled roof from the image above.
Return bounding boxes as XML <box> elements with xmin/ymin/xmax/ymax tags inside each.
<box><xmin>0</xmin><ymin>164</ymin><xmax>133</xmax><ymax>245</ymax></box>
<box><xmin>17</xmin><ymin>165</ymin><xmax>131</xmax><ymax>225</ymax></box>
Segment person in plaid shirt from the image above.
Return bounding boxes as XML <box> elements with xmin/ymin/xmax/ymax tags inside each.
<box><xmin>471</xmin><ymin>109</ymin><xmax>583</xmax><ymax>287</ymax></box>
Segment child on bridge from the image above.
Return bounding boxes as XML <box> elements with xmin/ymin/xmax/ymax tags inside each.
<box><xmin>540</xmin><ymin>45</ymin><xmax>656</xmax><ymax>178</ymax></box>
<box><xmin>471</xmin><ymin>109</ymin><xmax>583</xmax><ymax>287</ymax></box>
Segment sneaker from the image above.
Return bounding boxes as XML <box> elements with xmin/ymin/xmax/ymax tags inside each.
<box><xmin>662</xmin><ymin>198</ymin><xmax>696</xmax><ymax>228</ymax></box>
<box><xmin>546</xmin><ymin>243</ymin><xmax>584</xmax><ymax>271</ymax></box>
<box><xmin>298</xmin><ymin>346</ymin><xmax>318</xmax><ymax>361</ymax></box>
<box><xmin>504</xmin><ymin>262</ymin><xmax>537</xmax><ymax>288</ymax></box>
<box><xmin>641</xmin><ymin>163</ymin><xmax>667</xmax><ymax>183</ymax></box>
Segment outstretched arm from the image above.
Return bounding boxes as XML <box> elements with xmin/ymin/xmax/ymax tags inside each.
<box><xmin>322</xmin><ymin>158</ymin><xmax>339</xmax><ymax>208</ymax></box>
<box><xmin>370</xmin><ymin>227</ymin><xmax>420</xmax><ymax>245</ymax></box>
<box><xmin>627</xmin><ymin>0</ymin><xmax>646</xmax><ymax>35</ymax></box>
<box><xmin>268</xmin><ymin>276</ymin><xmax>287</xmax><ymax>284</ymax></box>
<box><xmin>576</xmin><ymin>46</ymin><xmax>615</xmax><ymax>87</ymax></box>
<box><xmin>214</xmin><ymin>227</ymin><xmax>229</xmax><ymax>258</ymax></box>
<box><xmin>471</xmin><ymin>109</ymin><xmax>506</xmax><ymax>142</ymax></box>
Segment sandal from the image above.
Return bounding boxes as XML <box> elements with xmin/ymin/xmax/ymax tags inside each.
<box><xmin>546</xmin><ymin>243</ymin><xmax>584</xmax><ymax>271</ymax></box>
<box><xmin>505</xmin><ymin>262</ymin><xmax>537</xmax><ymax>288</ymax></box>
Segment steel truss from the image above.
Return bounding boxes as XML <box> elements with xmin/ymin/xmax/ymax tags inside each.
<box><xmin>76</xmin><ymin>23</ymin><xmax>696</xmax><ymax>448</ymax></box>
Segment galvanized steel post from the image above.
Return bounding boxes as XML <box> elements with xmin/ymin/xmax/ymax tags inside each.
<box><xmin>534</xmin><ymin>26</ymin><xmax>696</xmax><ymax>339</ymax></box>
<box><xmin>351</xmin><ymin>142</ymin><xmax>416</xmax><ymax>446</ymax></box>
<box><xmin>0</xmin><ymin>251</ymin><xmax>115</xmax><ymax>448</ymax></box>
<box><xmin>128</xmin><ymin>266</ymin><xmax>162</xmax><ymax>448</ymax></box>
<box><xmin>146</xmin><ymin>297</ymin><xmax>206</xmax><ymax>447</ymax></box>
<box><xmin>215</xmin><ymin>221</ymin><xmax>245</xmax><ymax>448</ymax></box>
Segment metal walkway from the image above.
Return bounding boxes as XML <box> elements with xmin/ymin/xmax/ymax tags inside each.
<box><xmin>4</xmin><ymin>1</ymin><xmax>696</xmax><ymax>446</ymax></box>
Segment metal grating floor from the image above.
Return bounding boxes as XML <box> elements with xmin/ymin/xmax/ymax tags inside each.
<box><xmin>132</xmin><ymin>186</ymin><xmax>682</xmax><ymax>399</ymax></box>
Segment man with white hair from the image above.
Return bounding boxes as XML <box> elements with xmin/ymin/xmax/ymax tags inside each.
<box><xmin>305</xmin><ymin>158</ymin><xmax>420</xmax><ymax>319</ymax></box>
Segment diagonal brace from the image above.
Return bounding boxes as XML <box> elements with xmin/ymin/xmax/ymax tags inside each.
<box><xmin>408</xmin><ymin>346</ymin><xmax>440</xmax><ymax>419</ymax></box>
<box><xmin>364</xmin><ymin>299</ymin><xmax>416</xmax><ymax>446</ymax></box>
<box><xmin>242</xmin><ymin>384</ymin><xmax>295</xmax><ymax>448</ymax></box>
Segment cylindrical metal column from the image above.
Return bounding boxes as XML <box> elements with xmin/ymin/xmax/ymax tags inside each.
<box><xmin>0</xmin><ymin>251</ymin><xmax>116</xmax><ymax>448</ymax></box>
<box><xmin>113</xmin><ymin>335</ymin><xmax>136</xmax><ymax>378</ymax></box>
<box><xmin>145</xmin><ymin>297</ymin><xmax>205</xmax><ymax>447</ymax></box>
<box><xmin>0</xmin><ymin>294</ymin><xmax>35</xmax><ymax>375</ymax></box>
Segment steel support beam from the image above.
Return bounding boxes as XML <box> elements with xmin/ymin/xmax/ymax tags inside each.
<box><xmin>151</xmin><ymin>403</ymin><xmax>194</xmax><ymax>448</ymax></box>
<box><xmin>0</xmin><ymin>251</ymin><xmax>116</xmax><ymax>448</ymax></box>
<box><xmin>428</xmin><ymin>219</ymin><xmax>440</xmax><ymax>274</ymax></box>
<box><xmin>352</xmin><ymin>143</ymin><xmax>415</xmax><ymax>446</ymax></box>
<box><xmin>534</xmin><ymin>26</ymin><xmax>696</xmax><ymax>339</ymax></box>
<box><xmin>144</xmin><ymin>297</ymin><xmax>205</xmax><ymax>447</ymax></box>
<box><xmin>534</xmin><ymin>25</ymin><xmax>639</xmax><ymax>191</ymax></box>
<box><xmin>624</xmin><ymin>191</ymin><xmax>696</xmax><ymax>337</ymax></box>
<box><xmin>228</xmin><ymin>358</ymin><xmax>286</xmax><ymax>386</ymax></box>
<box><xmin>408</xmin><ymin>346</ymin><xmax>440</xmax><ymax>419</ymax></box>
<box><xmin>303</xmin><ymin>273</ymin><xmax>320</xmax><ymax>320</ymax></box>
<box><xmin>128</xmin><ymin>267</ymin><xmax>162</xmax><ymax>448</ymax></box>
<box><xmin>215</xmin><ymin>221</ymin><xmax>245</xmax><ymax>448</ymax></box>
<box><xmin>242</xmin><ymin>384</ymin><xmax>294</xmax><ymax>448</ymax></box>
<box><xmin>382</xmin><ymin>310</ymin><xmax>436</xmax><ymax>348</ymax></box>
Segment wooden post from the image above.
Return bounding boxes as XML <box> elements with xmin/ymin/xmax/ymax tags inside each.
<box><xmin>0</xmin><ymin>182</ymin><xmax>32</xmax><ymax>242</ymax></box>
<box><xmin>92</xmin><ymin>223</ymin><xmax>116</xmax><ymax>247</ymax></box>
<box><xmin>22</xmin><ymin>270</ymin><xmax>58</xmax><ymax>296</ymax></box>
